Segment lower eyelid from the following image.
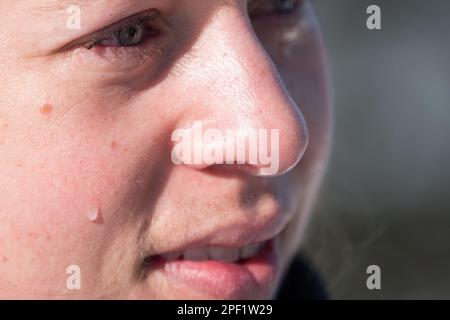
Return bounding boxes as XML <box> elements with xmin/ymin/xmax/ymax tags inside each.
<box><xmin>92</xmin><ymin>42</ymin><xmax>162</xmax><ymax>63</ymax></box>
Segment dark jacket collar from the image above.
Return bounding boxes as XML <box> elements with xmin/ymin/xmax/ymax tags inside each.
<box><xmin>276</xmin><ymin>255</ymin><xmax>328</xmax><ymax>300</ymax></box>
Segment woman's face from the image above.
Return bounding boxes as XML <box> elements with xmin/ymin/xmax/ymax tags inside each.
<box><xmin>0</xmin><ymin>0</ymin><xmax>331</xmax><ymax>299</ymax></box>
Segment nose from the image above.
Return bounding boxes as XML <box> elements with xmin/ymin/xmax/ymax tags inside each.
<box><xmin>171</xmin><ymin>6</ymin><xmax>308</xmax><ymax>176</ymax></box>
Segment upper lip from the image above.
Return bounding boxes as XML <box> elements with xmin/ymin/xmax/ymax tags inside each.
<box><xmin>146</xmin><ymin>209</ymin><xmax>289</xmax><ymax>258</ymax></box>
<box><xmin>143</xmin><ymin>176</ymin><xmax>293</xmax><ymax>259</ymax></box>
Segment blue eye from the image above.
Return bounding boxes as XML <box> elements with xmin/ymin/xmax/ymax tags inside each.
<box><xmin>115</xmin><ymin>24</ymin><xmax>146</xmax><ymax>47</ymax></box>
<box><xmin>82</xmin><ymin>9</ymin><xmax>160</xmax><ymax>49</ymax></box>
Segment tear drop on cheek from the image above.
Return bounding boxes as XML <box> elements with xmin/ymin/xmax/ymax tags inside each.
<box><xmin>86</xmin><ymin>206</ymin><xmax>101</xmax><ymax>223</ymax></box>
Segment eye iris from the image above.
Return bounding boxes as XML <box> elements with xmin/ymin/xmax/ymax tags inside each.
<box><xmin>274</xmin><ymin>0</ymin><xmax>299</xmax><ymax>13</ymax></box>
<box><xmin>118</xmin><ymin>24</ymin><xmax>144</xmax><ymax>46</ymax></box>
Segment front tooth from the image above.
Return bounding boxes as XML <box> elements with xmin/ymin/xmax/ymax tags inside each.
<box><xmin>161</xmin><ymin>252</ymin><xmax>181</xmax><ymax>261</ymax></box>
<box><xmin>240</xmin><ymin>243</ymin><xmax>262</xmax><ymax>259</ymax></box>
<box><xmin>183</xmin><ymin>248</ymin><xmax>209</xmax><ymax>261</ymax></box>
<box><xmin>240</xmin><ymin>245</ymin><xmax>254</xmax><ymax>259</ymax></box>
<box><xmin>208</xmin><ymin>247</ymin><xmax>240</xmax><ymax>262</ymax></box>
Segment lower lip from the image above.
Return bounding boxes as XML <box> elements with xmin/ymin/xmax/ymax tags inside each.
<box><xmin>149</xmin><ymin>240</ymin><xmax>280</xmax><ymax>299</ymax></box>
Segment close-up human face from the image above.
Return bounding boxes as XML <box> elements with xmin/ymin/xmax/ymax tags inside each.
<box><xmin>0</xmin><ymin>0</ymin><xmax>331</xmax><ymax>299</ymax></box>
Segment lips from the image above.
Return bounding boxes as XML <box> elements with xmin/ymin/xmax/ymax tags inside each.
<box><xmin>146</xmin><ymin>238</ymin><xmax>280</xmax><ymax>299</ymax></box>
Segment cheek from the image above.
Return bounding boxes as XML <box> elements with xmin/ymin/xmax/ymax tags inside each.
<box><xmin>0</xmin><ymin>131</ymin><xmax>114</xmax><ymax>224</ymax></box>
<box><xmin>0</xmin><ymin>130</ymin><xmax>116</xmax><ymax>271</ymax></box>
<box><xmin>0</xmin><ymin>102</ymin><xmax>166</xmax><ymax>291</ymax></box>
<box><xmin>0</xmin><ymin>96</ymin><xmax>163</xmax><ymax>221</ymax></box>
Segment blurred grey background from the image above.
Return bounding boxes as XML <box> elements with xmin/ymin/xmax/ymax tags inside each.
<box><xmin>303</xmin><ymin>0</ymin><xmax>450</xmax><ymax>299</ymax></box>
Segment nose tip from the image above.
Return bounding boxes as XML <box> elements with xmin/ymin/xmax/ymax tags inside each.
<box><xmin>170</xmin><ymin>107</ymin><xmax>308</xmax><ymax>177</ymax></box>
<box><xmin>252</xmin><ymin>92</ymin><xmax>310</xmax><ymax>176</ymax></box>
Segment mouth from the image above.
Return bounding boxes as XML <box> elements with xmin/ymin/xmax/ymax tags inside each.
<box><xmin>144</xmin><ymin>237</ymin><xmax>280</xmax><ymax>299</ymax></box>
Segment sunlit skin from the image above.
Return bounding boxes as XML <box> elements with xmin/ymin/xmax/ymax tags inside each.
<box><xmin>0</xmin><ymin>0</ymin><xmax>332</xmax><ymax>299</ymax></box>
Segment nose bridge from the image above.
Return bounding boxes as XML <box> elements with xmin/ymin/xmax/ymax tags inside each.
<box><xmin>176</xmin><ymin>7</ymin><xmax>308</xmax><ymax>175</ymax></box>
<box><xmin>199</xmin><ymin>9</ymin><xmax>289</xmax><ymax>124</ymax></box>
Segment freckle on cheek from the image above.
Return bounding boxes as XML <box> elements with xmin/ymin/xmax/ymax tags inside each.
<box><xmin>40</xmin><ymin>103</ymin><xmax>53</xmax><ymax>115</ymax></box>
<box><xmin>111</xmin><ymin>141</ymin><xmax>118</xmax><ymax>150</ymax></box>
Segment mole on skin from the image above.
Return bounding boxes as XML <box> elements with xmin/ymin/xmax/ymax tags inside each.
<box><xmin>40</xmin><ymin>103</ymin><xmax>53</xmax><ymax>115</ymax></box>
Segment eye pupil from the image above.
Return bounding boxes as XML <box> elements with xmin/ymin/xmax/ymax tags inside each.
<box><xmin>118</xmin><ymin>24</ymin><xmax>144</xmax><ymax>46</ymax></box>
<box><xmin>128</xmin><ymin>27</ymin><xmax>137</xmax><ymax>37</ymax></box>
<box><xmin>274</xmin><ymin>0</ymin><xmax>299</xmax><ymax>13</ymax></box>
